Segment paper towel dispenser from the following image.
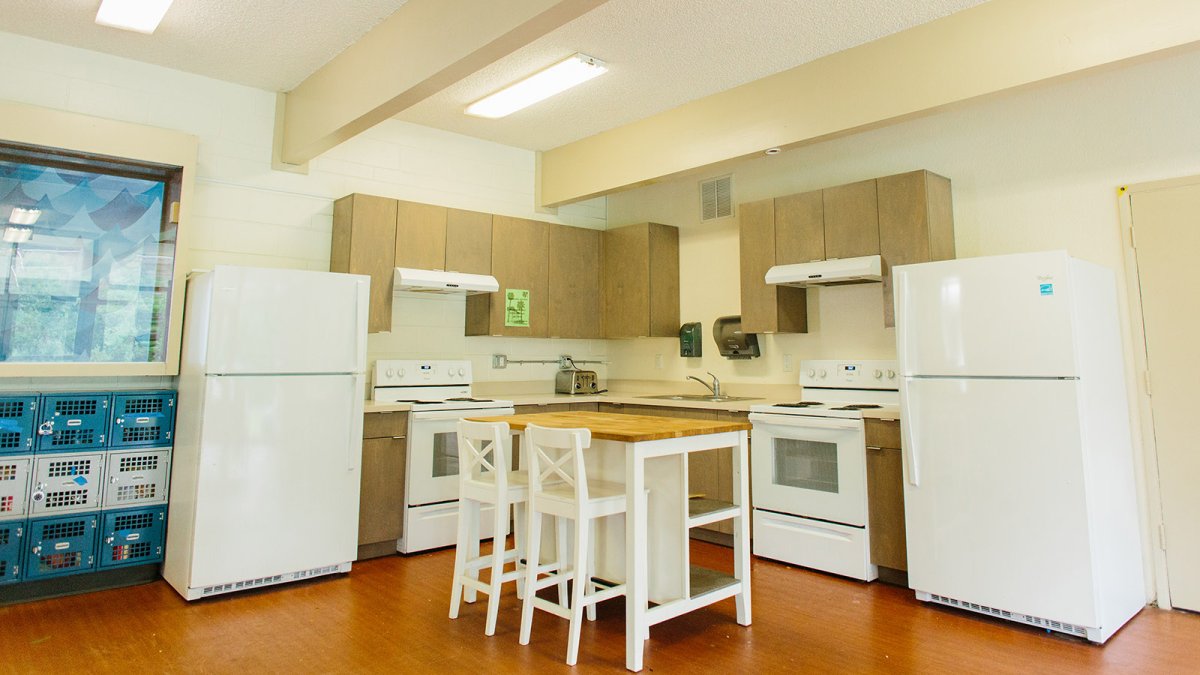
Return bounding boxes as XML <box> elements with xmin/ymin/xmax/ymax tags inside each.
<box><xmin>713</xmin><ymin>316</ymin><xmax>760</xmax><ymax>360</ymax></box>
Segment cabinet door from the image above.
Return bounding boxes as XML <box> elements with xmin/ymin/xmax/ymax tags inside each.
<box><xmin>445</xmin><ymin>209</ymin><xmax>492</xmax><ymax>274</ymax></box>
<box><xmin>865</xmin><ymin>419</ymin><xmax>906</xmax><ymax>570</ymax></box>
<box><xmin>332</xmin><ymin>194</ymin><xmax>396</xmax><ymax>333</ymax></box>
<box><xmin>395</xmin><ymin>201</ymin><xmax>448</xmax><ymax>270</ymax></box>
<box><xmin>358</xmin><ymin>436</ymin><xmax>406</xmax><ymax>547</ymax></box>
<box><xmin>489</xmin><ymin>216</ymin><xmax>550</xmax><ymax>337</ymax></box>
<box><xmin>603</xmin><ymin>225</ymin><xmax>650</xmax><ymax>338</ymax></box>
<box><xmin>549</xmin><ymin>225</ymin><xmax>602</xmax><ymax>338</ymax></box>
<box><xmin>648</xmin><ymin>223</ymin><xmax>680</xmax><ymax>338</ymax></box>
<box><xmin>775</xmin><ymin>190</ymin><xmax>825</xmax><ymax>263</ymax></box>
<box><xmin>363</xmin><ymin>411</ymin><xmax>408</xmax><ymax>439</ymax></box>
<box><xmin>738</xmin><ymin>198</ymin><xmax>778</xmax><ymax>334</ymax></box>
<box><xmin>878</xmin><ymin>170</ymin><xmax>954</xmax><ymax>327</ymax></box>
<box><xmin>823</xmin><ymin>179</ymin><xmax>880</xmax><ymax>259</ymax></box>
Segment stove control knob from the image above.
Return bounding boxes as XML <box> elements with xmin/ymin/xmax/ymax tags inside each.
<box><xmin>386</xmin><ymin>368</ymin><xmax>395</xmax><ymax>378</ymax></box>
<box><xmin>873</xmin><ymin>369</ymin><xmax>882</xmax><ymax>379</ymax></box>
<box><xmin>806</xmin><ymin>369</ymin><xmax>816</xmax><ymax>378</ymax></box>
<box><xmin>398</xmin><ymin>368</ymin><xmax>406</xmax><ymax>378</ymax></box>
<box><xmin>457</xmin><ymin>367</ymin><xmax>466</xmax><ymax>376</ymax></box>
<box><xmin>818</xmin><ymin>369</ymin><xmax>827</xmax><ymax>378</ymax></box>
<box><xmin>887</xmin><ymin>370</ymin><xmax>896</xmax><ymax>379</ymax></box>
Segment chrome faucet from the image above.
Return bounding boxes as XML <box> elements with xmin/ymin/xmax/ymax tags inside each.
<box><xmin>686</xmin><ymin>372</ymin><xmax>722</xmax><ymax>398</ymax></box>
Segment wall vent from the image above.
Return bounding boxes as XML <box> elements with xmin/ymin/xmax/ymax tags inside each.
<box><xmin>700</xmin><ymin>175</ymin><xmax>733</xmax><ymax>221</ymax></box>
<box><xmin>927</xmin><ymin>593</ymin><xmax>1090</xmax><ymax>638</ymax></box>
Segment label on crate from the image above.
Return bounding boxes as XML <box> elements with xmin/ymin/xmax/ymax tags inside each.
<box><xmin>55</xmin><ymin>542</ymin><xmax>69</xmax><ymax>550</ymax></box>
<box><xmin>126</xmin><ymin>533</ymin><xmax>141</xmax><ymax>541</ymax></box>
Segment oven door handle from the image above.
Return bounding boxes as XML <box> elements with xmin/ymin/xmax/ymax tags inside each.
<box><xmin>748</xmin><ymin>413</ymin><xmax>862</xmax><ymax>431</ymax></box>
<box><xmin>411</xmin><ymin>408</ymin><xmax>514</xmax><ymax>422</ymax></box>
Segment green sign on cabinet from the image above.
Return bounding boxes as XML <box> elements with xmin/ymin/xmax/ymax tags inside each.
<box><xmin>505</xmin><ymin>289</ymin><xmax>530</xmax><ymax>327</ymax></box>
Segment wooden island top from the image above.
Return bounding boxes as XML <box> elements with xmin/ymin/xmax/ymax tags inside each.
<box><xmin>466</xmin><ymin>410</ymin><xmax>751</xmax><ymax>443</ymax></box>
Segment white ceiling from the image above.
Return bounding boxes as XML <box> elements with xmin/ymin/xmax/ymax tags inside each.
<box><xmin>396</xmin><ymin>0</ymin><xmax>990</xmax><ymax>150</ymax></box>
<box><xmin>0</xmin><ymin>0</ymin><xmax>989</xmax><ymax>150</ymax></box>
<box><xmin>0</xmin><ymin>0</ymin><xmax>408</xmax><ymax>91</ymax></box>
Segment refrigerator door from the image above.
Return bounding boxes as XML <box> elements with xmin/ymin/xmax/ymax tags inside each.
<box><xmin>187</xmin><ymin>374</ymin><xmax>363</xmax><ymax>587</ymax></box>
<box><xmin>204</xmin><ymin>266</ymin><xmax>368</xmax><ymax>375</ymax></box>
<box><xmin>895</xmin><ymin>251</ymin><xmax>1078</xmax><ymax>378</ymax></box>
<box><xmin>901</xmin><ymin>377</ymin><xmax>1099</xmax><ymax>626</ymax></box>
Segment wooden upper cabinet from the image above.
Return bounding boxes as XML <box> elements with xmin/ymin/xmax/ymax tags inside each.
<box><xmin>740</xmin><ymin>198</ymin><xmax>808</xmax><ymax>334</ymax></box>
<box><xmin>878</xmin><ymin>170</ymin><xmax>955</xmax><ymax>327</ymax></box>
<box><xmin>603</xmin><ymin>222</ymin><xmax>680</xmax><ymax>338</ymax></box>
<box><xmin>548</xmin><ymin>224</ymin><xmax>601</xmax><ymax>338</ymax></box>
<box><xmin>481</xmin><ymin>216</ymin><xmax>550</xmax><ymax>337</ymax></box>
<box><xmin>823</xmin><ymin>179</ymin><xmax>880</xmax><ymax>259</ymax></box>
<box><xmin>331</xmin><ymin>194</ymin><xmax>397</xmax><ymax>333</ymax></box>
<box><xmin>395</xmin><ymin>200</ymin><xmax>447</xmax><ymax>270</ymax></box>
<box><xmin>775</xmin><ymin>190</ymin><xmax>825</xmax><ymax>264</ymax></box>
<box><xmin>445</xmin><ymin>208</ymin><xmax>492</xmax><ymax>274</ymax></box>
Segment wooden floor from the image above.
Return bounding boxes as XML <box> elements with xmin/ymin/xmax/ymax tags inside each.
<box><xmin>2</xmin><ymin>542</ymin><xmax>1197</xmax><ymax>673</ymax></box>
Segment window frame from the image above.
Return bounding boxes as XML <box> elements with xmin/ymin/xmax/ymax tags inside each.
<box><xmin>0</xmin><ymin>100</ymin><xmax>196</xmax><ymax>377</ymax></box>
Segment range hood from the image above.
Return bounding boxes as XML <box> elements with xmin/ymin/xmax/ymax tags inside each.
<box><xmin>393</xmin><ymin>267</ymin><xmax>499</xmax><ymax>295</ymax></box>
<box><xmin>765</xmin><ymin>255</ymin><xmax>883</xmax><ymax>287</ymax></box>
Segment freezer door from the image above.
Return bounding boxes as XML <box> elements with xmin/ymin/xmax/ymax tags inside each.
<box><xmin>187</xmin><ymin>374</ymin><xmax>363</xmax><ymax>587</ymax></box>
<box><xmin>204</xmin><ymin>266</ymin><xmax>368</xmax><ymax>375</ymax></box>
<box><xmin>901</xmin><ymin>377</ymin><xmax>1099</xmax><ymax>626</ymax></box>
<box><xmin>895</xmin><ymin>252</ymin><xmax>1078</xmax><ymax>378</ymax></box>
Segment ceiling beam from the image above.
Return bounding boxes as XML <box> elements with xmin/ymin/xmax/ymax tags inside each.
<box><xmin>276</xmin><ymin>0</ymin><xmax>606</xmax><ymax>167</ymax></box>
<box><xmin>538</xmin><ymin>0</ymin><xmax>1200</xmax><ymax>206</ymax></box>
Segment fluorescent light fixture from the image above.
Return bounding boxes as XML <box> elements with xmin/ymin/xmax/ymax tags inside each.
<box><xmin>95</xmin><ymin>0</ymin><xmax>175</xmax><ymax>34</ymax></box>
<box><xmin>8</xmin><ymin>208</ymin><xmax>40</xmax><ymax>225</ymax></box>
<box><xmin>3</xmin><ymin>226</ymin><xmax>32</xmax><ymax>244</ymax></box>
<box><xmin>466</xmin><ymin>53</ymin><xmax>607</xmax><ymax>119</ymax></box>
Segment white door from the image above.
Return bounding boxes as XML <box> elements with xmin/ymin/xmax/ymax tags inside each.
<box><xmin>188</xmin><ymin>374</ymin><xmax>362</xmax><ymax>587</ymax></box>
<box><xmin>895</xmin><ymin>251</ymin><xmax>1078</xmax><ymax>378</ymax></box>
<box><xmin>406</xmin><ymin>408</ymin><xmax>514</xmax><ymax>506</ymax></box>
<box><xmin>749</xmin><ymin>414</ymin><xmax>868</xmax><ymax>526</ymax></box>
<box><xmin>205</xmin><ymin>266</ymin><xmax>368</xmax><ymax>375</ymax></box>
<box><xmin>901</xmin><ymin>377</ymin><xmax>1098</xmax><ymax>625</ymax></box>
<box><xmin>1130</xmin><ymin>179</ymin><xmax>1200</xmax><ymax>611</ymax></box>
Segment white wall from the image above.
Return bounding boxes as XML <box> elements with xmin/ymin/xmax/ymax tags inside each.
<box><xmin>0</xmin><ymin>32</ymin><xmax>607</xmax><ymax>388</ymax></box>
<box><xmin>605</xmin><ymin>46</ymin><xmax>1200</xmax><ymax>387</ymax></box>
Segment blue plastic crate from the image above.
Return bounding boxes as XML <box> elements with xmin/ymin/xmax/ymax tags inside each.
<box><xmin>0</xmin><ymin>520</ymin><xmax>24</xmax><ymax>584</ymax></box>
<box><xmin>0</xmin><ymin>396</ymin><xmax>37</xmax><ymax>455</ymax></box>
<box><xmin>99</xmin><ymin>506</ymin><xmax>165</xmax><ymax>569</ymax></box>
<box><xmin>36</xmin><ymin>393</ymin><xmax>111</xmax><ymax>453</ymax></box>
<box><xmin>0</xmin><ymin>455</ymin><xmax>32</xmax><ymax>520</ymax></box>
<box><xmin>109</xmin><ymin>391</ymin><xmax>176</xmax><ymax>449</ymax></box>
<box><xmin>24</xmin><ymin>513</ymin><xmax>97</xmax><ymax>579</ymax></box>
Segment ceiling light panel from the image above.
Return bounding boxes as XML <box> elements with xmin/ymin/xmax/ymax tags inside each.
<box><xmin>95</xmin><ymin>0</ymin><xmax>175</xmax><ymax>34</ymax></box>
<box><xmin>466</xmin><ymin>53</ymin><xmax>607</xmax><ymax>119</ymax></box>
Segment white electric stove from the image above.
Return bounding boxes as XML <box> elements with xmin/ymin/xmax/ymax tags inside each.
<box><xmin>373</xmin><ymin>360</ymin><xmax>514</xmax><ymax>553</ymax></box>
<box><xmin>749</xmin><ymin>359</ymin><xmax>899</xmax><ymax>581</ymax></box>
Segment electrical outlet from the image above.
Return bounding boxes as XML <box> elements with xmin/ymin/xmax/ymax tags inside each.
<box><xmin>492</xmin><ymin>354</ymin><xmax>507</xmax><ymax>369</ymax></box>
<box><xmin>654</xmin><ymin>354</ymin><xmax>664</xmax><ymax>369</ymax></box>
<box><xmin>783</xmin><ymin>354</ymin><xmax>793</xmax><ymax>372</ymax></box>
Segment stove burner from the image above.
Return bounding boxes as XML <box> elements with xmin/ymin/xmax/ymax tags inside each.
<box><xmin>445</xmin><ymin>397</ymin><xmax>494</xmax><ymax>403</ymax></box>
<box><xmin>830</xmin><ymin>404</ymin><xmax>883</xmax><ymax>411</ymax></box>
<box><xmin>776</xmin><ymin>401</ymin><xmax>824</xmax><ymax>408</ymax></box>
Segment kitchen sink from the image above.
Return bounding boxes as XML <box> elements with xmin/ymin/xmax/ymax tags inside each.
<box><xmin>638</xmin><ymin>394</ymin><xmax>761</xmax><ymax>402</ymax></box>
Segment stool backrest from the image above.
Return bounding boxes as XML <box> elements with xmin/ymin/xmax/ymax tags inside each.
<box><xmin>456</xmin><ymin>420</ymin><xmax>511</xmax><ymax>491</ymax></box>
<box><xmin>525</xmin><ymin>424</ymin><xmax>592</xmax><ymax>502</ymax></box>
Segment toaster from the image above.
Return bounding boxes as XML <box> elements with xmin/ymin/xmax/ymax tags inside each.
<box><xmin>556</xmin><ymin>369</ymin><xmax>599</xmax><ymax>394</ymax></box>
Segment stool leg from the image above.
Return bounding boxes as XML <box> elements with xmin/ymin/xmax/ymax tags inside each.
<box><xmin>464</xmin><ymin>503</ymin><xmax>481</xmax><ymax>604</ymax></box>
<box><xmin>566</xmin><ymin>516</ymin><xmax>589</xmax><ymax>666</ymax></box>
<box><xmin>586</xmin><ymin>523</ymin><xmax>598</xmax><ymax>622</ymax></box>
<box><xmin>514</xmin><ymin>501</ymin><xmax>526</xmax><ymax>600</ymax></box>
<box><xmin>555</xmin><ymin>517</ymin><xmax>570</xmax><ymax>608</ymax></box>
<box><xmin>485</xmin><ymin>497</ymin><xmax>508</xmax><ymax>636</ymax></box>
<box><xmin>519</xmin><ymin>507</ymin><xmax>543</xmax><ymax>646</ymax></box>
<box><xmin>449</xmin><ymin>498</ymin><xmax>473</xmax><ymax>619</ymax></box>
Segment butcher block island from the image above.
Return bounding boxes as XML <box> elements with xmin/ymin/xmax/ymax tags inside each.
<box><xmin>468</xmin><ymin>410</ymin><xmax>752</xmax><ymax>672</ymax></box>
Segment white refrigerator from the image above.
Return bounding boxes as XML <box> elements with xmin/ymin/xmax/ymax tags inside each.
<box><xmin>163</xmin><ymin>266</ymin><xmax>369</xmax><ymax>600</ymax></box>
<box><xmin>894</xmin><ymin>251</ymin><xmax>1145</xmax><ymax>643</ymax></box>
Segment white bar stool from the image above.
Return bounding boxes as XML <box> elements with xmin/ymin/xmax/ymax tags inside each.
<box><xmin>449</xmin><ymin>419</ymin><xmax>528</xmax><ymax>636</ymax></box>
<box><xmin>519</xmin><ymin>424</ymin><xmax>627</xmax><ymax>666</ymax></box>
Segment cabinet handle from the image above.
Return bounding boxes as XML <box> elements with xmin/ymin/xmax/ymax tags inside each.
<box><xmin>866</xmin><ymin>446</ymin><xmax>882</xmax><ymax>451</ymax></box>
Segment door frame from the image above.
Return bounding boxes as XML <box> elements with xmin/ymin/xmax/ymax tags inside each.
<box><xmin>1116</xmin><ymin>173</ymin><xmax>1200</xmax><ymax>610</ymax></box>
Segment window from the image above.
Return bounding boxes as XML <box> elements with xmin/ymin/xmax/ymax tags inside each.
<box><xmin>0</xmin><ymin>141</ymin><xmax>181</xmax><ymax>364</ymax></box>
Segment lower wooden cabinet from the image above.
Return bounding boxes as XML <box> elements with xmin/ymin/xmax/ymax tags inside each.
<box><xmin>865</xmin><ymin>418</ymin><xmax>907</xmax><ymax>571</ymax></box>
<box><xmin>358</xmin><ymin>412</ymin><xmax>407</xmax><ymax>560</ymax></box>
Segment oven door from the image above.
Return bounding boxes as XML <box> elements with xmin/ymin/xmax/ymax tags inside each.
<box><xmin>407</xmin><ymin>408</ymin><xmax>514</xmax><ymax>506</ymax></box>
<box><xmin>749</xmin><ymin>413</ymin><xmax>868</xmax><ymax>526</ymax></box>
